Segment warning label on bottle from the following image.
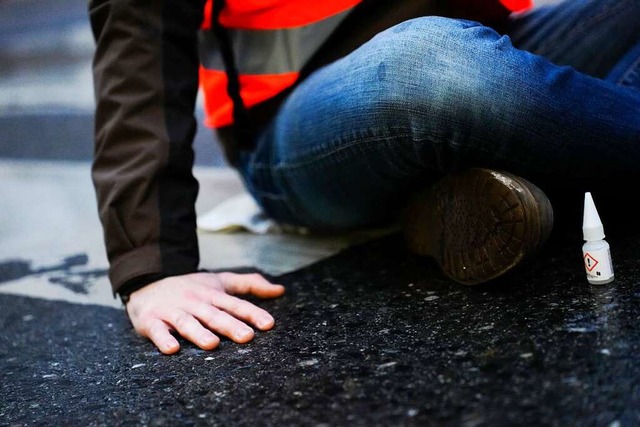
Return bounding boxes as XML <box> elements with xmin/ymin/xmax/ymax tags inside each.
<box><xmin>584</xmin><ymin>253</ymin><xmax>598</xmax><ymax>271</ymax></box>
<box><xmin>583</xmin><ymin>249</ymin><xmax>614</xmax><ymax>282</ymax></box>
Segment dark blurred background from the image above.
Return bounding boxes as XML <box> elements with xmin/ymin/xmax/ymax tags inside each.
<box><xmin>0</xmin><ymin>0</ymin><xmax>226</xmax><ymax>166</ymax></box>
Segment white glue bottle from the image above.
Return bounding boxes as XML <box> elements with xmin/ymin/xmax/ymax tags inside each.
<box><xmin>582</xmin><ymin>192</ymin><xmax>614</xmax><ymax>285</ymax></box>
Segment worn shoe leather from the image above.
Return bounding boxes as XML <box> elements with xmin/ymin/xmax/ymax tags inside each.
<box><xmin>402</xmin><ymin>168</ymin><xmax>554</xmax><ymax>285</ymax></box>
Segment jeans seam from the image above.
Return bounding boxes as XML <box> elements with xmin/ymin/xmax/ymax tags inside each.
<box><xmin>617</xmin><ymin>56</ymin><xmax>640</xmax><ymax>86</ymax></box>
<box><xmin>251</xmin><ymin>132</ymin><xmax>414</xmax><ymax>171</ymax></box>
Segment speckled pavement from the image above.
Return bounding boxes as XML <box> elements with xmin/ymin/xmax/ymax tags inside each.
<box><xmin>2</xmin><ymin>229</ymin><xmax>640</xmax><ymax>426</ymax></box>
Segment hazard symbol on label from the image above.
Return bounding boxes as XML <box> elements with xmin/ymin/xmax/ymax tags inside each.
<box><xmin>584</xmin><ymin>253</ymin><xmax>599</xmax><ymax>271</ymax></box>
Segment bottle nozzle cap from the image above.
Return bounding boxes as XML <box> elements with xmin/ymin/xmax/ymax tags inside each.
<box><xmin>583</xmin><ymin>192</ymin><xmax>605</xmax><ymax>241</ymax></box>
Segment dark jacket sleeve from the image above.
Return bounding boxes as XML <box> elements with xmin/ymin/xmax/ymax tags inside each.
<box><xmin>89</xmin><ymin>0</ymin><xmax>206</xmax><ymax>296</ymax></box>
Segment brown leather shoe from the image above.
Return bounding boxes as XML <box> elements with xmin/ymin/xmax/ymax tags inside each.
<box><xmin>402</xmin><ymin>168</ymin><xmax>554</xmax><ymax>285</ymax></box>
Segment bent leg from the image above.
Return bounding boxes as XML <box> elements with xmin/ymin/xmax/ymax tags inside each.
<box><xmin>606</xmin><ymin>40</ymin><xmax>640</xmax><ymax>90</ymax></box>
<box><xmin>240</xmin><ymin>16</ymin><xmax>640</xmax><ymax>230</ymax></box>
<box><xmin>508</xmin><ymin>0</ymin><xmax>640</xmax><ymax>80</ymax></box>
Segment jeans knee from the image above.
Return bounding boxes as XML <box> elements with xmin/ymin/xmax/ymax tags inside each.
<box><xmin>368</xmin><ymin>17</ymin><xmax>507</xmax><ymax>118</ymax></box>
<box><xmin>375</xmin><ymin>16</ymin><xmax>494</xmax><ymax>57</ymax></box>
<box><xmin>386</xmin><ymin>15</ymin><xmax>481</xmax><ymax>37</ymax></box>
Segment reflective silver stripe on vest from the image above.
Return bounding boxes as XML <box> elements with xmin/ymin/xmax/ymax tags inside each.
<box><xmin>199</xmin><ymin>8</ymin><xmax>353</xmax><ymax>75</ymax></box>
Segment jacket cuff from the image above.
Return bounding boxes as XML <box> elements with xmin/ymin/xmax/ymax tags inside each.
<box><xmin>109</xmin><ymin>244</ymin><xmax>198</xmax><ymax>296</ymax></box>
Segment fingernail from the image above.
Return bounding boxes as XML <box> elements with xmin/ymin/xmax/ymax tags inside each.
<box><xmin>201</xmin><ymin>336</ymin><xmax>215</xmax><ymax>346</ymax></box>
<box><xmin>257</xmin><ymin>317</ymin><xmax>273</xmax><ymax>329</ymax></box>
<box><xmin>235</xmin><ymin>328</ymin><xmax>254</xmax><ymax>341</ymax></box>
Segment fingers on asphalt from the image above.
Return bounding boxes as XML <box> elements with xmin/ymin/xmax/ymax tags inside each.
<box><xmin>191</xmin><ymin>303</ymin><xmax>255</xmax><ymax>343</ymax></box>
<box><xmin>217</xmin><ymin>272</ymin><xmax>286</xmax><ymax>298</ymax></box>
<box><xmin>169</xmin><ymin>310</ymin><xmax>220</xmax><ymax>351</ymax></box>
<box><xmin>145</xmin><ymin>318</ymin><xmax>180</xmax><ymax>355</ymax></box>
<box><xmin>213</xmin><ymin>292</ymin><xmax>276</xmax><ymax>331</ymax></box>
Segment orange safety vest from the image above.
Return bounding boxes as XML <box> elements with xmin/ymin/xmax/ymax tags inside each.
<box><xmin>199</xmin><ymin>0</ymin><xmax>532</xmax><ymax>128</ymax></box>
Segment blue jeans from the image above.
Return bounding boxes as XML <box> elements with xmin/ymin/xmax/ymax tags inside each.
<box><xmin>237</xmin><ymin>0</ymin><xmax>640</xmax><ymax>230</ymax></box>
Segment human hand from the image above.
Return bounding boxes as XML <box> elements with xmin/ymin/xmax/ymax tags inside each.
<box><xmin>124</xmin><ymin>271</ymin><xmax>285</xmax><ymax>354</ymax></box>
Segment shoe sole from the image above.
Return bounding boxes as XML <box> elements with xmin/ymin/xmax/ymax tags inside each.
<box><xmin>402</xmin><ymin>168</ymin><xmax>553</xmax><ymax>285</ymax></box>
